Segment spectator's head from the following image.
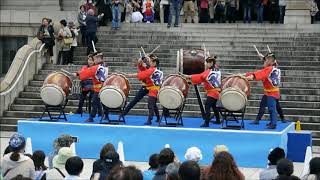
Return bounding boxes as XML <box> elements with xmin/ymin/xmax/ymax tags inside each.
<box><xmin>87</xmin><ymin>54</ymin><xmax>94</xmax><ymax>66</ymax></box>
<box><xmin>158</xmin><ymin>148</ymin><xmax>175</xmax><ymax>167</ymax></box>
<box><xmin>207</xmin><ymin>151</ymin><xmax>243</xmax><ymax>180</ymax></box>
<box><xmin>107</xmin><ymin>166</ymin><xmax>143</xmax><ymax>180</ymax></box>
<box><xmin>309</xmin><ymin>157</ymin><xmax>320</xmax><ymax>175</ymax></box>
<box><xmin>53</xmin><ymin>147</ymin><xmax>75</xmax><ymax>169</ymax></box>
<box><xmin>148</xmin><ymin>54</ymin><xmax>159</xmax><ymax>67</ymax></box>
<box><xmin>53</xmin><ymin>134</ymin><xmax>74</xmax><ymax>150</ymax></box>
<box><xmin>80</xmin><ymin>5</ymin><xmax>85</xmax><ymax>12</ymax></box>
<box><xmin>88</xmin><ymin>9</ymin><xmax>94</xmax><ymax>16</ymax></box>
<box><xmin>3</xmin><ymin>145</ymin><xmax>14</xmax><ymax>156</ymax></box>
<box><xmin>8</xmin><ymin>134</ymin><xmax>26</xmax><ymax>161</ymax></box>
<box><xmin>104</xmin><ymin>151</ymin><xmax>122</xmax><ymax>169</ymax></box>
<box><xmin>277</xmin><ymin>158</ymin><xmax>294</xmax><ymax>176</ymax></box>
<box><xmin>87</xmin><ymin>0</ymin><xmax>93</xmax><ymax>4</ymax></box>
<box><xmin>213</xmin><ymin>144</ymin><xmax>229</xmax><ymax>157</ymax></box>
<box><xmin>41</xmin><ymin>18</ymin><xmax>49</xmax><ymax>26</ymax></box>
<box><xmin>263</xmin><ymin>53</ymin><xmax>277</xmax><ymax>67</ymax></box>
<box><xmin>205</xmin><ymin>56</ymin><xmax>217</xmax><ymax>70</ymax></box>
<box><xmin>268</xmin><ymin>147</ymin><xmax>285</xmax><ymax>165</ymax></box>
<box><xmin>148</xmin><ymin>153</ymin><xmax>159</xmax><ymax>170</ymax></box>
<box><xmin>184</xmin><ymin>147</ymin><xmax>202</xmax><ymax>162</ymax></box>
<box><xmin>165</xmin><ymin>162</ymin><xmax>180</xmax><ymax>180</ymax></box>
<box><xmin>32</xmin><ymin>150</ymin><xmax>47</xmax><ymax>171</ymax></box>
<box><xmin>93</xmin><ymin>51</ymin><xmax>104</xmax><ymax>64</ymax></box>
<box><xmin>65</xmin><ymin>156</ymin><xmax>84</xmax><ymax>176</ymax></box>
<box><xmin>68</xmin><ymin>21</ymin><xmax>75</xmax><ymax>29</ymax></box>
<box><xmin>99</xmin><ymin>143</ymin><xmax>116</xmax><ymax>160</ymax></box>
<box><xmin>178</xmin><ymin>160</ymin><xmax>201</xmax><ymax>180</ymax></box>
<box><xmin>60</xmin><ymin>19</ymin><xmax>67</xmax><ymax>28</ymax></box>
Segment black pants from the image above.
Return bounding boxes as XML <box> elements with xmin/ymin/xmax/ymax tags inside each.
<box><xmin>148</xmin><ymin>96</ymin><xmax>160</xmax><ymax>121</ymax></box>
<box><xmin>123</xmin><ymin>86</ymin><xmax>149</xmax><ymax>116</ymax></box>
<box><xmin>90</xmin><ymin>92</ymin><xmax>105</xmax><ymax>119</ymax></box>
<box><xmin>276</xmin><ymin>99</ymin><xmax>285</xmax><ymax>120</ymax></box>
<box><xmin>269</xmin><ymin>5</ymin><xmax>279</xmax><ymax>23</ymax></box>
<box><xmin>70</xmin><ymin>46</ymin><xmax>76</xmax><ymax>64</ymax></box>
<box><xmin>57</xmin><ymin>50</ymin><xmax>70</xmax><ymax>65</ymax></box>
<box><xmin>77</xmin><ymin>90</ymin><xmax>93</xmax><ymax>114</ymax></box>
<box><xmin>204</xmin><ymin>96</ymin><xmax>220</xmax><ymax>124</ymax></box>
<box><xmin>227</xmin><ymin>6</ymin><xmax>236</xmax><ymax>23</ymax></box>
<box><xmin>199</xmin><ymin>8</ymin><xmax>209</xmax><ymax>23</ymax></box>
<box><xmin>86</xmin><ymin>31</ymin><xmax>96</xmax><ymax>55</ymax></box>
<box><xmin>80</xmin><ymin>26</ymin><xmax>86</xmax><ymax>46</ymax></box>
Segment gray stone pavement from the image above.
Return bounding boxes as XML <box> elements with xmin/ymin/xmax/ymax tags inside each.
<box><xmin>1</xmin><ymin>131</ymin><xmax>319</xmax><ymax>179</ymax></box>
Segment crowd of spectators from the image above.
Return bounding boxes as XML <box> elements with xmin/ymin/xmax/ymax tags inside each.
<box><xmin>1</xmin><ymin>133</ymin><xmax>320</xmax><ymax>180</ymax></box>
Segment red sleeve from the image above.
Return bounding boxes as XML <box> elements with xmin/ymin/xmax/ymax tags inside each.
<box><xmin>137</xmin><ymin>68</ymin><xmax>155</xmax><ymax>81</ymax></box>
<box><xmin>253</xmin><ymin>66</ymin><xmax>273</xmax><ymax>81</ymax></box>
<box><xmin>245</xmin><ymin>72</ymin><xmax>254</xmax><ymax>77</ymax></box>
<box><xmin>138</xmin><ymin>64</ymin><xmax>147</xmax><ymax>72</ymax></box>
<box><xmin>79</xmin><ymin>65</ymin><xmax>97</xmax><ymax>80</ymax></box>
<box><xmin>191</xmin><ymin>72</ymin><xmax>206</xmax><ymax>85</ymax></box>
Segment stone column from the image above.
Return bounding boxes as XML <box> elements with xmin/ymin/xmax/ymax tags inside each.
<box><xmin>284</xmin><ymin>0</ymin><xmax>311</xmax><ymax>24</ymax></box>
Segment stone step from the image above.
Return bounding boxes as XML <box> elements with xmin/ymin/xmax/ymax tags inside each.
<box><xmin>313</xmin><ymin>138</ymin><xmax>320</xmax><ymax>146</ymax></box>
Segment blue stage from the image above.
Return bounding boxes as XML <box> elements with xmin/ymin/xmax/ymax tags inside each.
<box><xmin>18</xmin><ymin>114</ymin><xmax>295</xmax><ymax>168</ymax></box>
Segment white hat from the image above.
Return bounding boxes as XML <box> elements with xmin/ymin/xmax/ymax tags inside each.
<box><xmin>53</xmin><ymin>147</ymin><xmax>75</xmax><ymax>169</ymax></box>
<box><xmin>184</xmin><ymin>147</ymin><xmax>202</xmax><ymax>162</ymax></box>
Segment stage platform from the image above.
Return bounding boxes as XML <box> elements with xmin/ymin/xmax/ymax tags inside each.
<box><xmin>18</xmin><ymin>114</ymin><xmax>295</xmax><ymax>168</ymax></box>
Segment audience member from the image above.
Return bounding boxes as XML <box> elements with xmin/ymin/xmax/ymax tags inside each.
<box><xmin>78</xmin><ymin>5</ymin><xmax>88</xmax><ymax>46</ymax></box>
<box><xmin>92</xmin><ymin>143</ymin><xmax>116</xmax><ymax>173</ymax></box>
<box><xmin>107</xmin><ymin>166</ymin><xmax>143</xmax><ymax>180</ymax></box>
<box><xmin>311</xmin><ymin>0</ymin><xmax>319</xmax><ymax>24</ymax></box>
<box><xmin>256</xmin><ymin>0</ymin><xmax>266</xmax><ymax>23</ymax></box>
<box><xmin>32</xmin><ymin>150</ymin><xmax>47</xmax><ymax>180</ymax></box>
<box><xmin>260</xmin><ymin>147</ymin><xmax>286</xmax><ymax>180</ymax></box>
<box><xmin>111</xmin><ymin>0</ymin><xmax>124</xmax><ymax>29</ymax></box>
<box><xmin>209</xmin><ymin>0</ymin><xmax>217</xmax><ymax>23</ymax></box>
<box><xmin>225</xmin><ymin>0</ymin><xmax>239</xmax><ymax>23</ymax></box>
<box><xmin>242</xmin><ymin>0</ymin><xmax>253</xmax><ymax>23</ymax></box>
<box><xmin>165</xmin><ymin>162</ymin><xmax>180</xmax><ymax>180</ymax></box>
<box><xmin>215</xmin><ymin>0</ymin><xmax>225</xmax><ymax>23</ymax></box>
<box><xmin>278</xmin><ymin>0</ymin><xmax>286</xmax><ymax>23</ymax></box>
<box><xmin>302</xmin><ymin>157</ymin><xmax>320</xmax><ymax>180</ymax></box>
<box><xmin>178</xmin><ymin>160</ymin><xmax>201</xmax><ymax>180</ymax></box>
<box><xmin>153</xmin><ymin>148</ymin><xmax>175</xmax><ymax>180</ymax></box>
<box><xmin>213</xmin><ymin>144</ymin><xmax>229</xmax><ymax>157</ymax></box>
<box><xmin>183</xmin><ymin>0</ymin><xmax>196</xmax><ymax>23</ymax></box>
<box><xmin>85</xmin><ymin>0</ymin><xmax>98</xmax><ymax>15</ymax></box>
<box><xmin>86</xmin><ymin>9</ymin><xmax>104</xmax><ymax>54</ymax></box>
<box><xmin>184</xmin><ymin>147</ymin><xmax>202</xmax><ymax>162</ymax></box>
<box><xmin>1</xmin><ymin>134</ymin><xmax>35</xmax><ymax>179</ymax></box>
<box><xmin>91</xmin><ymin>151</ymin><xmax>123</xmax><ymax>180</ymax></box>
<box><xmin>199</xmin><ymin>0</ymin><xmax>210</xmax><ymax>23</ymax></box>
<box><xmin>167</xmin><ymin>0</ymin><xmax>181</xmax><ymax>27</ymax></box>
<box><xmin>96</xmin><ymin>0</ymin><xmax>113</xmax><ymax>26</ymax></box>
<box><xmin>129</xmin><ymin>0</ymin><xmax>144</xmax><ymax>22</ymax></box>
<box><xmin>143</xmin><ymin>153</ymin><xmax>159</xmax><ymax>180</ymax></box>
<box><xmin>37</xmin><ymin>17</ymin><xmax>55</xmax><ymax>60</ymax></box>
<box><xmin>68</xmin><ymin>21</ymin><xmax>78</xmax><ymax>65</ymax></box>
<box><xmin>204</xmin><ymin>151</ymin><xmax>244</xmax><ymax>180</ymax></box>
<box><xmin>142</xmin><ymin>0</ymin><xmax>155</xmax><ymax>23</ymax></box>
<box><xmin>275</xmin><ymin>158</ymin><xmax>300</xmax><ymax>180</ymax></box>
<box><xmin>65</xmin><ymin>156</ymin><xmax>84</xmax><ymax>180</ymax></box>
<box><xmin>48</xmin><ymin>134</ymin><xmax>74</xmax><ymax>169</ymax></box>
<box><xmin>46</xmin><ymin>147</ymin><xmax>75</xmax><ymax>179</ymax></box>
<box><xmin>57</xmin><ymin>19</ymin><xmax>72</xmax><ymax>65</ymax></box>
<box><xmin>269</xmin><ymin>0</ymin><xmax>280</xmax><ymax>23</ymax></box>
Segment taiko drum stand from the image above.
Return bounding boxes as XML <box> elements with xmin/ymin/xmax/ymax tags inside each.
<box><xmin>100</xmin><ymin>101</ymin><xmax>127</xmax><ymax>125</ymax></box>
<box><xmin>194</xmin><ymin>85</ymin><xmax>207</xmax><ymax>120</ymax></box>
<box><xmin>39</xmin><ymin>99</ymin><xmax>68</xmax><ymax>122</ymax></box>
<box><xmin>158</xmin><ymin>101</ymin><xmax>186</xmax><ymax>127</ymax></box>
<box><xmin>218</xmin><ymin>104</ymin><xmax>246</xmax><ymax>130</ymax></box>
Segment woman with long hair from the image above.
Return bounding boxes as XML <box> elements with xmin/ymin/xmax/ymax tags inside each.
<box><xmin>32</xmin><ymin>150</ymin><xmax>47</xmax><ymax>180</ymax></box>
<box><xmin>204</xmin><ymin>151</ymin><xmax>244</xmax><ymax>180</ymax></box>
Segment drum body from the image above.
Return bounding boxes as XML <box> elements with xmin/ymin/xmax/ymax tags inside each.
<box><xmin>177</xmin><ymin>49</ymin><xmax>206</xmax><ymax>75</ymax></box>
<box><xmin>220</xmin><ymin>75</ymin><xmax>250</xmax><ymax>111</ymax></box>
<box><xmin>40</xmin><ymin>72</ymin><xmax>72</xmax><ymax>106</ymax></box>
<box><xmin>158</xmin><ymin>74</ymin><xmax>189</xmax><ymax>109</ymax></box>
<box><xmin>99</xmin><ymin>74</ymin><xmax>130</xmax><ymax>108</ymax></box>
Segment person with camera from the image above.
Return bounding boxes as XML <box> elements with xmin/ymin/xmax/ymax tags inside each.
<box><xmin>37</xmin><ymin>18</ymin><xmax>55</xmax><ymax>63</ymax></box>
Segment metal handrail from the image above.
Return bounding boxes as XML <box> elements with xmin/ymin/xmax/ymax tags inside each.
<box><xmin>0</xmin><ymin>43</ymin><xmax>46</xmax><ymax>96</ymax></box>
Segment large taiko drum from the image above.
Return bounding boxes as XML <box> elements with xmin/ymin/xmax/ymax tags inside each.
<box><xmin>177</xmin><ymin>49</ymin><xmax>208</xmax><ymax>75</ymax></box>
<box><xmin>220</xmin><ymin>75</ymin><xmax>251</xmax><ymax>111</ymax></box>
<box><xmin>158</xmin><ymin>74</ymin><xmax>189</xmax><ymax>109</ymax></box>
<box><xmin>99</xmin><ymin>73</ymin><xmax>130</xmax><ymax>108</ymax></box>
<box><xmin>40</xmin><ymin>72</ymin><xmax>72</xmax><ymax>106</ymax></box>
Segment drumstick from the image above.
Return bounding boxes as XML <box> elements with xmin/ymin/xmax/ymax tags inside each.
<box><xmin>253</xmin><ymin>45</ymin><xmax>264</xmax><ymax>58</ymax></box>
<box><xmin>139</xmin><ymin>51</ymin><xmax>142</xmax><ymax>58</ymax></box>
<box><xmin>267</xmin><ymin>45</ymin><xmax>271</xmax><ymax>53</ymax></box>
<box><xmin>149</xmin><ymin>45</ymin><xmax>160</xmax><ymax>55</ymax></box>
<box><xmin>92</xmin><ymin>41</ymin><xmax>97</xmax><ymax>53</ymax></box>
<box><xmin>141</xmin><ymin>46</ymin><xmax>147</xmax><ymax>57</ymax></box>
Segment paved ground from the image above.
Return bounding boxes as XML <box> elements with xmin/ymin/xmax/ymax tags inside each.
<box><xmin>1</xmin><ymin>131</ymin><xmax>319</xmax><ymax>179</ymax></box>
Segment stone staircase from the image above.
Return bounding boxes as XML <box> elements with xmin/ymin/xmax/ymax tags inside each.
<box><xmin>0</xmin><ymin>24</ymin><xmax>319</xmax><ymax>145</ymax></box>
<box><xmin>0</xmin><ymin>0</ymin><xmax>60</xmax><ymax>10</ymax></box>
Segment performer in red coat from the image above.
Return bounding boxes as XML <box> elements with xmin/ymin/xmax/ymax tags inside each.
<box><xmin>181</xmin><ymin>57</ymin><xmax>221</xmax><ymax>127</ymax></box>
<box><xmin>75</xmin><ymin>52</ymin><xmax>109</xmax><ymax>122</ymax></box>
<box><xmin>245</xmin><ymin>53</ymin><xmax>281</xmax><ymax>129</ymax></box>
<box><xmin>126</xmin><ymin>54</ymin><xmax>163</xmax><ymax>125</ymax></box>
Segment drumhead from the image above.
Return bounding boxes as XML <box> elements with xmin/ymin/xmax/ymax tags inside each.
<box><xmin>40</xmin><ymin>85</ymin><xmax>65</xmax><ymax>106</ymax></box>
<box><xmin>220</xmin><ymin>87</ymin><xmax>247</xmax><ymax>111</ymax></box>
<box><xmin>99</xmin><ymin>86</ymin><xmax>125</xmax><ymax>108</ymax></box>
<box><xmin>158</xmin><ymin>86</ymin><xmax>184</xmax><ymax>109</ymax></box>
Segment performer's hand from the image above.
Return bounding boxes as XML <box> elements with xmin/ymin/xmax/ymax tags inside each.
<box><xmin>245</xmin><ymin>75</ymin><xmax>254</xmax><ymax>81</ymax></box>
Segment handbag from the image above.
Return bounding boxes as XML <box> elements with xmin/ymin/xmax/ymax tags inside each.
<box><xmin>63</xmin><ymin>37</ymin><xmax>73</xmax><ymax>45</ymax></box>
